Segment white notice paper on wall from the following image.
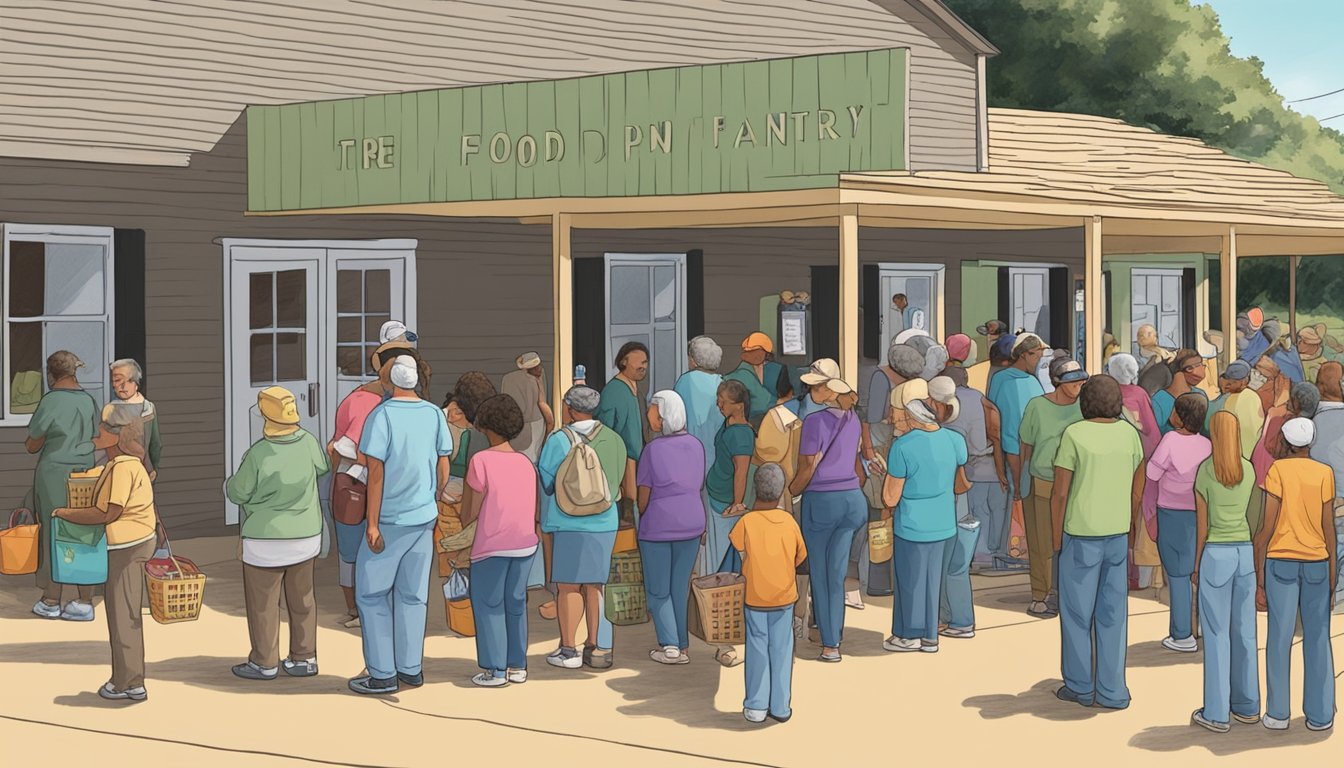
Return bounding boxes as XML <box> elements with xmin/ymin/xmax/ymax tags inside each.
<box><xmin>781</xmin><ymin>314</ymin><xmax>806</xmax><ymax>356</ymax></box>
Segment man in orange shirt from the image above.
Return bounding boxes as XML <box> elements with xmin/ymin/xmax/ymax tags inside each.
<box><xmin>729</xmin><ymin>463</ymin><xmax>808</xmax><ymax>725</ymax></box>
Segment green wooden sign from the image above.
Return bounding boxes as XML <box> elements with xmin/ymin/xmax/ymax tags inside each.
<box><xmin>247</xmin><ymin>48</ymin><xmax>907</xmax><ymax>211</ymax></box>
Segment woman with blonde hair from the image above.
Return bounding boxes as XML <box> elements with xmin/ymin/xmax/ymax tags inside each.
<box><xmin>1190</xmin><ymin>410</ymin><xmax>1260</xmax><ymax>732</ymax></box>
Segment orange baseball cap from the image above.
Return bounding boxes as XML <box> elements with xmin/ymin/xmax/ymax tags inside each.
<box><xmin>742</xmin><ymin>332</ymin><xmax>774</xmax><ymax>353</ymax></box>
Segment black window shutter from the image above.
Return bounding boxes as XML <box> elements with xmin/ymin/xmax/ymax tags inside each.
<box><xmin>810</xmin><ymin>265</ymin><xmax>839</xmax><ymax>363</ymax></box>
<box><xmin>1207</xmin><ymin>258</ymin><xmax>1222</xmax><ymax>331</ymax></box>
<box><xmin>1103</xmin><ymin>270</ymin><xmax>1113</xmax><ymax>333</ymax></box>
<box><xmin>862</xmin><ymin>263</ymin><xmax>880</xmax><ymax>360</ymax></box>
<box><xmin>113</xmin><ymin>229</ymin><xmax>147</xmax><ymax>393</ymax></box>
<box><xmin>1182</xmin><ymin>267</ymin><xmax>1197</xmax><ymax>348</ymax></box>
<box><xmin>1049</xmin><ymin>267</ymin><xmax>1070</xmax><ymax>349</ymax></box>
<box><xmin>997</xmin><ymin>267</ymin><xmax>1010</xmax><ymax>329</ymax></box>
<box><xmin>687</xmin><ymin>249</ymin><xmax>704</xmax><ymax>339</ymax></box>
<box><xmin>572</xmin><ymin>258</ymin><xmax>606</xmax><ymax>392</ymax></box>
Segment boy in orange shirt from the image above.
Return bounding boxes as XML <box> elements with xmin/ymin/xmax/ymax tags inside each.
<box><xmin>728</xmin><ymin>463</ymin><xmax>808</xmax><ymax>724</ymax></box>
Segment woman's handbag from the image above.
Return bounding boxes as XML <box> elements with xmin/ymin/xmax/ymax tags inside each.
<box><xmin>50</xmin><ymin>517</ymin><xmax>108</xmax><ymax>585</ymax></box>
<box><xmin>867</xmin><ymin>518</ymin><xmax>894</xmax><ymax>564</ymax></box>
<box><xmin>331</xmin><ymin>473</ymin><xmax>367</xmax><ymax>525</ymax></box>
<box><xmin>0</xmin><ymin>509</ymin><xmax>40</xmax><ymax>575</ymax></box>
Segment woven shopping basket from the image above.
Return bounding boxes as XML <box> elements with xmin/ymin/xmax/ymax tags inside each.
<box><xmin>66</xmin><ymin>467</ymin><xmax>104</xmax><ymax>508</ymax></box>
<box><xmin>690</xmin><ymin>572</ymin><xmax>746</xmax><ymax>645</ymax></box>
<box><xmin>145</xmin><ymin>523</ymin><xmax>206</xmax><ymax>624</ymax></box>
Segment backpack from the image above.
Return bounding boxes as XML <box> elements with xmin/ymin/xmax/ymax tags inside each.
<box><xmin>555</xmin><ymin>425</ymin><xmax>613</xmax><ymax>516</ymax></box>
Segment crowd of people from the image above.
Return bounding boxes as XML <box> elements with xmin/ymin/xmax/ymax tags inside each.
<box><xmin>16</xmin><ymin>308</ymin><xmax>1340</xmax><ymax>731</ymax></box>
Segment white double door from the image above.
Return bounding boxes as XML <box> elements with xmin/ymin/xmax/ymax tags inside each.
<box><xmin>878</xmin><ymin>263</ymin><xmax>945</xmax><ymax>356</ymax></box>
<box><xmin>223</xmin><ymin>239</ymin><xmax>415</xmax><ymax>523</ymax></box>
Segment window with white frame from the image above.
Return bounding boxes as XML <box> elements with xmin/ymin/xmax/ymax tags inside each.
<box><xmin>2</xmin><ymin>225</ymin><xmax>115</xmax><ymax>424</ymax></box>
<box><xmin>335</xmin><ymin>267</ymin><xmax>392</xmax><ymax>382</ymax></box>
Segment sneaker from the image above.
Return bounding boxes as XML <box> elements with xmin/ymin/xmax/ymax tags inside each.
<box><xmin>472</xmin><ymin>672</ymin><xmax>509</xmax><ymax>688</ymax></box>
<box><xmin>844</xmin><ymin>590</ymin><xmax>865</xmax><ymax>610</ymax></box>
<box><xmin>1263</xmin><ymin>715</ymin><xmax>1290</xmax><ymax>731</ymax></box>
<box><xmin>1232</xmin><ymin>712</ymin><xmax>1262</xmax><ymax>725</ymax></box>
<box><xmin>337</xmin><ymin>611</ymin><xmax>359</xmax><ymax>626</ymax></box>
<box><xmin>507</xmin><ymin>669</ymin><xmax>528</xmax><ymax>684</ymax></box>
<box><xmin>32</xmin><ymin>600</ymin><xmax>62</xmax><ymax>619</ymax></box>
<box><xmin>232</xmin><ymin>661</ymin><xmax>278</xmax><ymax>680</ymax></box>
<box><xmin>1306</xmin><ymin>719</ymin><xmax>1333</xmax><ymax>732</ymax></box>
<box><xmin>397</xmin><ymin>672</ymin><xmax>424</xmax><ymax>688</ymax></box>
<box><xmin>940</xmin><ymin>626</ymin><xmax>976</xmax><ymax>639</ymax></box>
<box><xmin>1162</xmin><ymin>635</ymin><xmax>1199</xmax><ymax>653</ymax></box>
<box><xmin>768</xmin><ymin>711</ymin><xmax>792</xmax><ymax>724</ymax></box>
<box><xmin>583</xmin><ymin>645</ymin><xmax>613</xmax><ymax>670</ymax></box>
<box><xmin>60</xmin><ymin>600</ymin><xmax>95</xmax><ymax>622</ymax></box>
<box><xmin>98</xmin><ymin>682</ymin><xmax>147</xmax><ymax>702</ymax></box>
<box><xmin>1055</xmin><ymin>686</ymin><xmax>1094</xmax><ymax>707</ymax></box>
<box><xmin>883</xmin><ymin>637</ymin><xmax>921</xmax><ymax>653</ymax></box>
<box><xmin>546</xmin><ymin>647</ymin><xmax>583</xmax><ymax>669</ymax></box>
<box><xmin>743</xmin><ymin>707</ymin><xmax>768</xmax><ymax>723</ymax></box>
<box><xmin>348</xmin><ymin>675</ymin><xmax>398</xmax><ymax>695</ymax></box>
<box><xmin>282</xmin><ymin>658</ymin><xmax>318</xmax><ymax>678</ymax></box>
<box><xmin>1192</xmin><ymin>709</ymin><xmax>1230</xmax><ymax>734</ymax></box>
<box><xmin>342</xmin><ymin>615</ymin><xmax>362</xmax><ymax>629</ymax></box>
<box><xmin>650</xmin><ymin>646</ymin><xmax>689</xmax><ymax>665</ymax></box>
<box><xmin>920</xmin><ymin>639</ymin><xmax>940</xmax><ymax>654</ymax></box>
<box><xmin>818</xmin><ymin>649</ymin><xmax>843</xmax><ymax>663</ymax></box>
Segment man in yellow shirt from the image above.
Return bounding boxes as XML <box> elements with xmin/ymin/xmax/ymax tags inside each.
<box><xmin>1255</xmin><ymin>417</ymin><xmax>1337</xmax><ymax>731</ymax></box>
<box><xmin>729</xmin><ymin>463</ymin><xmax>807</xmax><ymax>725</ymax></box>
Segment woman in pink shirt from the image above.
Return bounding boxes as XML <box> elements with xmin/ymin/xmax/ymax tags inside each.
<box><xmin>329</xmin><ymin>381</ymin><xmax>384</xmax><ymax>628</ymax></box>
<box><xmin>461</xmin><ymin>395</ymin><xmax>540</xmax><ymax>688</ymax></box>
<box><xmin>1147</xmin><ymin>393</ymin><xmax>1212</xmax><ymax>654</ymax></box>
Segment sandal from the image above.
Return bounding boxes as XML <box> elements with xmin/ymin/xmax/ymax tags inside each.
<box><xmin>715</xmin><ymin>647</ymin><xmax>740</xmax><ymax>667</ymax></box>
<box><xmin>1027</xmin><ymin>601</ymin><xmax>1056</xmax><ymax>618</ymax></box>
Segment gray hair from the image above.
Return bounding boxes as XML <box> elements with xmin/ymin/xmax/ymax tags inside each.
<box><xmin>102</xmin><ymin>405</ymin><xmax>147</xmax><ymax>461</ymax></box>
<box><xmin>1107</xmin><ymin>353</ymin><xmax>1140</xmax><ymax>386</ymax></box>
<box><xmin>649</xmin><ymin>389</ymin><xmax>688</xmax><ymax>435</ymax></box>
<box><xmin>563</xmin><ymin>385</ymin><xmax>601</xmax><ymax>415</ymax></box>
<box><xmin>109</xmin><ymin>358</ymin><xmax>144</xmax><ymax>384</ymax></box>
<box><xmin>888</xmin><ymin>343</ymin><xmax>925</xmax><ymax>378</ymax></box>
<box><xmin>1291</xmin><ymin>381</ymin><xmax>1321</xmax><ymax>418</ymax></box>
<box><xmin>688</xmin><ymin>336</ymin><xmax>723</xmax><ymax>372</ymax></box>
<box><xmin>921</xmin><ymin>345</ymin><xmax>949</xmax><ymax>381</ymax></box>
<box><xmin>753</xmin><ymin>463</ymin><xmax>786</xmax><ymax>504</ymax></box>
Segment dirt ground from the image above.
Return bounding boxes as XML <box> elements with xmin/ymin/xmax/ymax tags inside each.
<box><xmin>0</xmin><ymin>535</ymin><xmax>1338</xmax><ymax>768</ymax></box>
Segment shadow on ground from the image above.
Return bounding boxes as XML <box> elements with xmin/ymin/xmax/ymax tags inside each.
<box><xmin>963</xmin><ymin>679</ymin><xmax>1124</xmax><ymax>722</ymax></box>
<box><xmin>1130</xmin><ymin>720</ymin><xmax>1331</xmax><ymax>754</ymax></box>
<box><xmin>1126</xmin><ymin>639</ymin><xmax>1202</xmax><ymax>668</ymax></box>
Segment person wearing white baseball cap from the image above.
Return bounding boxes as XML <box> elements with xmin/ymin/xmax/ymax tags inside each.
<box><xmin>1256</xmin><ymin>415</ymin><xmax>1337</xmax><ymax>731</ymax></box>
<box><xmin>500</xmin><ymin>352</ymin><xmax>553</xmax><ymax>462</ymax></box>
<box><xmin>378</xmin><ymin>320</ymin><xmax>418</xmax><ymax>345</ymax></box>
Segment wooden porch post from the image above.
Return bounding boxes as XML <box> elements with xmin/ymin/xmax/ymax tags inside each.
<box><xmin>839</xmin><ymin>208</ymin><xmax>860</xmax><ymax>383</ymax></box>
<box><xmin>1220</xmin><ymin>226</ymin><xmax>1238</xmax><ymax>366</ymax></box>
<box><xmin>1084</xmin><ymin>215</ymin><xmax>1103</xmax><ymax>374</ymax></box>
<box><xmin>552</xmin><ymin>212</ymin><xmax>573</xmax><ymax>414</ymax></box>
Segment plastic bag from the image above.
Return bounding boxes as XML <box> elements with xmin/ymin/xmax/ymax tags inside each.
<box><xmin>444</xmin><ymin>568</ymin><xmax>470</xmax><ymax>601</ymax></box>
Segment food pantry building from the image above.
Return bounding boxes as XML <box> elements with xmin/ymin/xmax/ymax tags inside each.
<box><xmin>3</xmin><ymin>0</ymin><xmax>1344</xmax><ymax>533</ymax></box>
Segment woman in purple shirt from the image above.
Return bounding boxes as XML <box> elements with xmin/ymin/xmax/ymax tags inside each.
<box><xmin>788</xmin><ymin>359</ymin><xmax>866</xmax><ymax>663</ymax></box>
<box><xmin>637</xmin><ymin>390</ymin><xmax>707</xmax><ymax>665</ymax></box>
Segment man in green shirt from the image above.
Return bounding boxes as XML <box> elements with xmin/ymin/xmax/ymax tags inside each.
<box><xmin>1050</xmin><ymin>374</ymin><xmax>1144</xmax><ymax>711</ymax></box>
<box><xmin>723</xmin><ymin>332</ymin><xmax>783</xmax><ymax>425</ymax></box>
<box><xmin>596</xmin><ymin>341</ymin><xmax>649</xmax><ymax>515</ymax></box>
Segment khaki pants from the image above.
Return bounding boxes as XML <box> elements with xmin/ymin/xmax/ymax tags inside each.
<box><xmin>242</xmin><ymin>558</ymin><xmax>317</xmax><ymax>669</ymax></box>
<box><xmin>107</xmin><ymin>538</ymin><xmax>156</xmax><ymax>690</ymax></box>
<box><xmin>1025</xmin><ymin>479</ymin><xmax>1056</xmax><ymax>601</ymax></box>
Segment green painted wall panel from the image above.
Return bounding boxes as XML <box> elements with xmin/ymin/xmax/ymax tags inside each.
<box><xmin>247</xmin><ymin>47</ymin><xmax>909</xmax><ymax>210</ymax></box>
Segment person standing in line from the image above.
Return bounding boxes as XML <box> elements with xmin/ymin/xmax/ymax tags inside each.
<box><xmin>1309</xmin><ymin>362</ymin><xmax>1344</xmax><ymax>611</ymax></box>
<box><xmin>1050</xmin><ymin>375</ymin><xmax>1145</xmax><ymax>710</ymax></box>
<box><xmin>675</xmin><ymin>336</ymin><xmax>726</xmax><ymax>472</ymax></box>
<box><xmin>703</xmin><ymin>379</ymin><xmax>757</xmax><ymax>576</ymax></box>
<box><xmin>637</xmin><ymin>390</ymin><xmax>706</xmax><ymax>665</ymax></box>
<box><xmin>989</xmin><ymin>333</ymin><xmax>1047</xmax><ymax>570</ymax></box>
<box><xmin>753</xmin><ymin>374</ymin><xmax>808</xmax><ymax>636</ymax></box>
<box><xmin>1219</xmin><ymin>361</ymin><xmax>1267</xmax><ymax>533</ymax></box>
<box><xmin>1107</xmin><ymin>352</ymin><xmax>1165</xmax><ymax>591</ymax></box>
<box><xmin>1135</xmin><ymin>324</ymin><xmax>1176</xmax><ymax>372</ymax></box>
<box><xmin>461</xmin><ymin>395</ymin><xmax>539</xmax><ymax>688</ymax></box>
<box><xmin>1252</xmin><ymin>381</ymin><xmax>1320</xmax><ymax>494</ymax></box>
<box><xmin>1190</xmin><ymin>410</ymin><xmax>1261</xmax><ymax>733</ymax></box>
<box><xmin>731</xmin><ymin>463</ymin><xmax>807</xmax><ymax>724</ymax></box>
<box><xmin>500</xmin><ymin>352</ymin><xmax>554</xmax><ymax>464</ymax></box>
<box><xmin>967</xmin><ymin>320</ymin><xmax>1008</xmax><ymax>394</ymax></box>
<box><xmin>940</xmin><ymin>366</ymin><xmax>1009</xmax><ymax>572</ymax></box>
<box><xmin>1152</xmin><ymin>350</ymin><xmax>1209</xmax><ymax>436</ymax></box>
<box><xmin>723</xmin><ymin>333</ymin><xmax>784</xmax><ymax>425</ymax></box>
<box><xmin>1148</xmin><ymin>393</ymin><xmax>1212</xmax><ymax>654</ymax></box>
<box><xmin>227</xmin><ymin>387</ymin><xmax>329</xmax><ymax>681</ymax></box>
<box><xmin>348</xmin><ymin>356</ymin><xmax>453</xmax><ymax>695</ymax></box>
<box><xmin>1252</xmin><ymin>355</ymin><xmax>1292</xmax><ymax>418</ymax></box>
<box><xmin>596</xmin><ymin>341</ymin><xmax>649</xmax><ymax>520</ymax></box>
<box><xmin>1018</xmin><ymin>358</ymin><xmax>1088</xmax><ymax>617</ymax></box>
<box><xmin>1255</xmin><ymin>418</ymin><xmax>1337</xmax><ymax>732</ymax></box>
<box><xmin>330</xmin><ymin>372</ymin><xmax>386</xmax><ymax>629</ymax></box>
<box><xmin>108</xmin><ymin>359</ymin><xmax>161</xmax><ymax>480</ymax></box>
<box><xmin>928</xmin><ymin>376</ymin><xmax>980</xmax><ymax>638</ymax></box>
<box><xmin>789</xmin><ymin>359</ymin><xmax>865</xmax><ymax>664</ymax></box>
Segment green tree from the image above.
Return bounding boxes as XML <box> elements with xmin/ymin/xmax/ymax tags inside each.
<box><xmin>944</xmin><ymin>0</ymin><xmax>1344</xmax><ymax>193</ymax></box>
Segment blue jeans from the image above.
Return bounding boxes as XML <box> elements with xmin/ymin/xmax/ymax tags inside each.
<box><xmin>801</xmin><ymin>489</ymin><xmax>867</xmax><ymax>648</ymax></box>
<box><xmin>470</xmin><ymin>554</ymin><xmax>531</xmax><ymax>675</ymax></box>
<box><xmin>1157</xmin><ymin>508</ymin><xmax>1196</xmax><ymax>640</ymax></box>
<box><xmin>892</xmin><ymin>536</ymin><xmax>949</xmax><ymax>642</ymax></box>
<box><xmin>1335</xmin><ymin>516</ymin><xmax>1344</xmax><ymax>608</ymax></box>
<box><xmin>355</xmin><ymin>520</ymin><xmax>434</xmax><ymax>680</ymax></box>
<box><xmin>940</xmin><ymin>519</ymin><xmax>981</xmax><ymax>630</ymax></box>
<box><xmin>1265</xmin><ymin>558</ymin><xmax>1336</xmax><ymax>726</ymax></box>
<box><xmin>640</xmin><ymin>538</ymin><xmax>699</xmax><ymax>649</ymax></box>
<box><xmin>966</xmin><ymin>478</ymin><xmax>1009</xmax><ymax>559</ymax></box>
<box><xmin>1059</xmin><ymin>533</ymin><xmax>1131</xmax><ymax>708</ymax></box>
<box><xmin>744</xmin><ymin>607</ymin><xmax>794</xmax><ymax>717</ymax></box>
<box><xmin>1197</xmin><ymin>543</ymin><xmax>1260</xmax><ymax>724</ymax></box>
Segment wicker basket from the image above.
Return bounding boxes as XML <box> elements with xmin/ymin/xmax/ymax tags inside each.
<box><xmin>605</xmin><ymin>582</ymin><xmax>648</xmax><ymax>626</ymax></box>
<box><xmin>868</xmin><ymin>519</ymin><xmax>894</xmax><ymax>564</ymax></box>
<box><xmin>690</xmin><ymin>573</ymin><xmax>746</xmax><ymax>644</ymax></box>
<box><xmin>147</xmin><ymin>557</ymin><xmax>206</xmax><ymax>624</ymax></box>
<box><xmin>608</xmin><ymin>549</ymin><xmax>643</xmax><ymax>585</ymax></box>
<box><xmin>66</xmin><ymin>468</ymin><xmax>103</xmax><ymax>508</ymax></box>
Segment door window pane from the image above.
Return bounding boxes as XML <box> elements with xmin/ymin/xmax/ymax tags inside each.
<box><xmin>610</xmin><ymin>266</ymin><xmax>651</xmax><ymax>325</ymax></box>
<box><xmin>654</xmin><ymin>328</ymin><xmax>677</xmax><ymax>393</ymax></box>
<box><xmin>274</xmin><ymin>332</ymin><xmax>306</xmax><ymax>382</ymax></box>
<box><xmin>275</xmin><ymin>269</ymin><xmax>307</xmax><ymax>328</ymax></box>
<box><xmin>44</xmin><ymin>243</ymin><xmax>105</xmax><ymax>315</ymax></box>
<box><xmin>364</xmin><ymin>344</ymin><xmax>379</xmax><ymax>376</ymax></box>
<box><xmin>365</xmin><ymin>315</ymin><xmax>389</xmax><ymax>344</ymax></box>
<box><xmin>336</xmin><ymin>346</ymin><xmax>363</xmax><ymax>376</ymax></box>
<box><xmin>337</xmin><ymin>316</ymin><xmax>361</xmax><ymax>344</ymax></box>
<box><xmin>365</xmin><ymin>269</ymin><xmax>391</xmax><ymax>312</ymax></box>
<box><xmin>8</xmin><ymin>241</ymin><xmax>44</xmax><ymax>318</ymax></box>
<box><xmin>250</xmin><ymin>273</ymin><xmax>273</xmax><ymax>330</ymax></box>
<box><xmin>249</xmin><ymin>334</ymin><xmax>274</xmax><ymax>385</ymax></box>
<box><xmin>8</xmin><ymin>322</ymin><xmax>42</xmax><ymax>411</ymax></box>
<box><xmin>652</xmin><ymin>266</ymin><xmax>677</xmax><ymax>322</ymax></box>
<box><xmin>336</xmin><ymin>270</ymin><xmax>361</xmax><ymax>313</ymax></box>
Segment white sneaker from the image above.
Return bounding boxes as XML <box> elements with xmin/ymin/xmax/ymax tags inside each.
<box><xmin>32</xmin><ymin>600</ymin><xmax>62</xmax><ymax>619</ymax></box>
<box><xmin>471</xmin><ymin>673</ymin><xmax>508</xmax><ymax>688</ymax></box>
<box><xmin>1162</xmin><ymin>635</ymin><xmax>1199</xmax><ymax>653</ymax></box>
<box><xmin>506</xmin><ymin>669</ymin><xmax>528</xmax><ymax>684</ymax></box>
<box><xmin>743</xmin><ymin>707</ymin><xmax>768</xmax><ymax>723</ymax></box>
<box><xmin>1306</xmin><ymin>719</ymin><xmax>1333</xmax><ymax>732</ymax></box>
<box><xmin>545</xmin><ymin>647</ymin><xmax>583</xmax><ymax>669</ymax></box>
<box><xmin>940</xmin><ymin>626</ymin><xmax>976</xmax><ymax>639</ymax></box>
<box><xmin>1263</xmin><ymin>715</ymin><xmax>1290</xmax><ymax>731</ymax></box>
<box><xmin>60</xmin><ymin>600</ymin><xmax>95</xmax><ymax>622</ymax></box>
<box><xmin>883</xmin><ymin>637</ymin><xmax>921</xmax><ymax>652</ymax></box>
<box><xmin>98</xmin><ymin>682</ymin><xmax>147</xmax><ymax>701</ymax></box>
<box><xmin>650</xmin><ymin>646</ymin><xmax>689</xmax><ymax>665</ymax></box>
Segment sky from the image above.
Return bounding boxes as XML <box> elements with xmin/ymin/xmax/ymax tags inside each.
<box><xmin>1200</xmin><ymin>0</ymin><xmax>1344</xmax><ymax>124</ymax></box>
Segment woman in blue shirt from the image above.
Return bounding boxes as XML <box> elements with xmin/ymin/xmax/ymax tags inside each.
<box><xmin>703</xmin><ymin>379</ymin><xmax>756</xmax><ymax>575</ymax></box>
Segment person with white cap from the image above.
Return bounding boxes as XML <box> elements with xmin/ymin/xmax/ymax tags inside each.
<box><xmin>1255</xmin><ymin>416</ymin><xmax>1337</xmax><ymax>732</ymax></box>
<box><xmin>500</xmin><ymin>351</ymin><xmax>554</xmax><ymax>463</ymax></box>
<box><xmin>1017</xmin><ymin>357</ymin><xmax>1088</xmax><ymax>617</ymax></box>
<box><xmin>788</xmin><ymin>359</ymin><xmax>865</xmax><ymax>663</ymax></box>
<box><xmin>226</xmin><ymin>386</ymin><xmax>330</xmax><ymax>681</ymax></box>
<box><xmin>988</xmin><ymin>333</ymin><xmax>1047</xmax><ymax>556</ymax></box>
<box><xmin>348</xmin><ymin>355</ymin><xmax>453</xmax><ymax>695</ymax></box>
<box><xmin>881</xmin><ymin>377</ymin><xmax>969</xmax><ymax>652</ymax></box>
<box><xmin>928</xmin><ymin>375</ymin><xmax>981</xmax><ymax>640</ymax></box>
